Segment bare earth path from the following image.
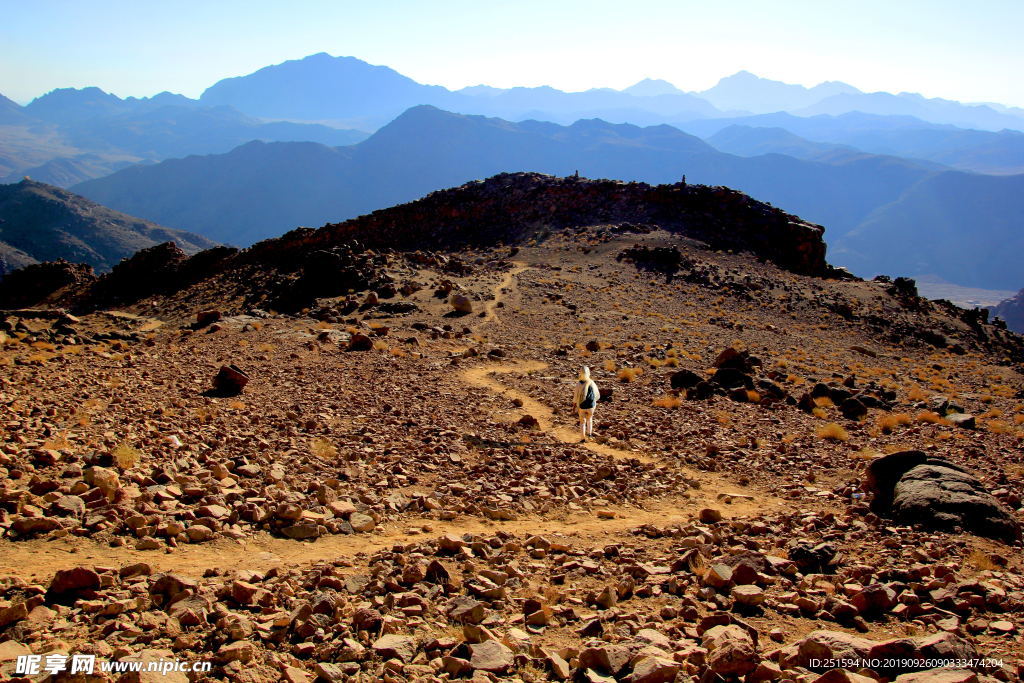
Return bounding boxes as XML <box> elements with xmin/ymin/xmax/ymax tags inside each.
<box><xmin>0</xmin><ymin>260</ymin><xmax>784</xmax><ymax>582</ymax></box>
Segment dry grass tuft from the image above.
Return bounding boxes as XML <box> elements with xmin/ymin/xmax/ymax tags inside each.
<box><xmin>986</xmin><ymin>420</ymin><xmax>1013</xmax><ymax>435</ymax></box>
<box><xmin>906</xmin><ymin>385</ymin><xmax>928</xmax><ymax>401</ymax></box>
<box><xmin>967</xmin><ymin>549</ymin><xmax>999</xmax><ymax>572</ymax></box>
<box><xmin>652</xmin><ymin>394</ymin><xmax>682</xmax><ymax>409</ymax></box>
<box><xmin>603</xmin><ymin>359</ymin><xmax>617</xmax><ymax>372</ymax></box>
<box><xmin>878</xmin><ymin>413</ymin><xmax>912</xmax><ymax>434</ymax></box>
<box><xmin>746</xmin><ymin>390</ymin><xmax>761</xmax><ymax>403</ymax></box>
<box><xmin>112</xmin><ymin>443</ymin><xmax>142</xmax><ymax>470</ymax></box>
<box><xmin>816</xmin><ymin>422</ymin><xmax>850</xmax><ymax>441</ymax></box>
<box><xmin>310</xmin><ymin>437</ymin><xmax>338</xmax><ymax>460</ymax></box>
<box><xmin>813</xmin><ymin>396</ymin><xmax>835</xmax><ymax>408</ymax></box>
<box><xmin>916</xmin><ymin>410</ymin><xmax>948</xmax><ymax>425</ymax></box>
<box><xmin>617</xmin><ymin>367</ymin><xmax>643</xmax><ymax>382</ymax></box>
<box><xmin>42</xmin><ymin>433</ymin><xmax>73</xmax><ymax>451</ymax></box>
<box><xmin>812</xmin><ymin>407</ymin><xmax>828</xmax><ymax>420</ymax></box>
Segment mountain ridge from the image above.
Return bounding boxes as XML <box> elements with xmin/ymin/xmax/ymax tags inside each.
<box><xmin>0</xmin><ymin>178</ymin><xmax>217</xmax><ymax>276</ymax></box>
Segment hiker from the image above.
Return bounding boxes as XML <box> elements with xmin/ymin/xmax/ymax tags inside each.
<box><xmin>573</xmin><ymin>366</ymin><xmax>600</xmax><ymax>439</ymax></box>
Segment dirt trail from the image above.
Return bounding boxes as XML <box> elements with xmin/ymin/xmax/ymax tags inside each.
<box><xmin>461</xmin><ymin>259</ymin><xmax>781</xmax><ymax>499</ymax></box>
<box><xmin>482</xmin><ymin>261</ymin><xmax>529</xmax><ymax>323</ymax></box>
<box><xmin>0</xmin><ymin>494</ymin><xmax>756</xmax><ymax>582</ymax></box>
<box><xmin>0</xmin><ymin>261</ymin><xmax>780</xmax><ymax>582</ymax></box>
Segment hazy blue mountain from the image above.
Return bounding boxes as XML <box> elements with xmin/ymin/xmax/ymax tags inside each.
<box><xmin>2</xmin><ymin>87</ymin><xmax>367</xmax><ymax>186</ymax></box>
<box><xmin>59</xmin><ymin>105</ymin><xmax>367</xmax><ymax>158</ymax></box>
<box><xmin>833</xmin><ymin>171</ymin><xmax>1024</xmax><ymax>290</ymax></box>
<box><xmin>0</xmin><ymin>179</ymin><xmax>217</xmax><ymax>275</ymax></box>
<box><xmin>622</xmin><ymin>79</ymin><xmax>685</xmax><ymax>97</ymax></box>
<box><xmin>1</xmin><ymin>154</ymin><xmax>137</xmax><ymax>187</ymax></box>
<box><xmin>73</xmin><ymin>106</ymin><xmax>926</xmax><ymax>248</ymax></box>
<box><xmin>798</xmin><ymin>91</ymin><xmax>1024</xmax><ymax>132</ymax></box>
<box><xmin>199</xmin><ymin>53</ymin><xmax>721</xmax><ymax>128</ymax></box>
<box><xmin>706</xmin><ymin>125</ymin><xmax>854</xmax><ymax>160</ymax></box>
<box><xmin>0</xmin><ymin>92</ymin><xmax>31</xmax><ymax>124</ymax></box>
<box><xmin>685</xmin><ymin>112</ymin><xmax>1024</xmax><ymax>175</ymax></box>
<box><xmin>73</xmin><ymin>106</ymin><xmax>1020</xmax><ymax>288</ymax></box>
<box><xmin>25</xmin><ymin>87</ymin><xmax>135</xmax><ymax>123</ymax></box>
<box><xmin>698</xmin><ymin>71</ymin><xmax>860</xmax><ymax>114</ymax></box>
<box><xmin>200</xmin><ymin>52</ymin><xmax>457</xmax><ymax>127</ymax></box>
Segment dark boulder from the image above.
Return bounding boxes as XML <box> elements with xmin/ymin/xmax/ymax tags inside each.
<box><xmin>212</xmin><ymin>364</ymin><xmax>250</xmax><ymax>395</ymax></box>
<box><xmin>712</xmin><ymin>367</ymin><xmax>753</xmax><ymax>390</ymax></box>
<box><xmin>839</xmin><ymin>397</ymin><xmax>868</xmax><ymax>421</ymax></box>
<box><xmin>670</xmin><ymin>369</ymin><xmax>703</xmax><ymax>390</ymax></box>
<box><xmin>865</xmin><ymin>451</ymin><xmax>1022</xmax><ymax>544</ymax></box>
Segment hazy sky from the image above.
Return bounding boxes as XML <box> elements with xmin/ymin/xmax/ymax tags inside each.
<box><xmin>2</xmin><ymin>0</ymin><xmax>1022</xmax><ymax>107</ymax></box>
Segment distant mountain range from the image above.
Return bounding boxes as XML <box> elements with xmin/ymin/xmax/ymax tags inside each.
<box><xmin>4</xmin><ymin>52</ymin><xmax>1024</xmax><ymax>294</ymax></box>
<box><xmin>4</xmin><ymin>53</ymin><xmax>1024</xmax><ymax>188</ymax></box>
<box><xmin>0</xmin><ymin>86</ymin><xmax>367</xmax><ymax>187</ymax></box>
<box><xmin>196</xmin><ymin>54</ymin><xmax>1024</xmax><ymax>133</ymax></box>
<box><xmin>72</xmin><ymin>106</ymin><xmax>1024</xmax><ymax>290</ymax></box>
<box><xmin>0</xmin><ymin>179</ymin><xmax>216</xmax><ymax>275</ymax></box>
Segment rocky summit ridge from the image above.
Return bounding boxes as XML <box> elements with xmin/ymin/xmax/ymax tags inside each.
<box><xmin>3</xmin><ymin>172</ymin><xmax>827</xmax><ymax>312</ymax></box>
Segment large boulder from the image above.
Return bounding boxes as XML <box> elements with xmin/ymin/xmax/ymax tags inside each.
<box><xmin>865</xmin><ymin>451</ymin><xmax>1021</xmax><ymax>544</ymax></box>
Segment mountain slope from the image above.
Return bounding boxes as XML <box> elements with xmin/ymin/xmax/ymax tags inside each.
<box><xmin>0</xmin><ymin>179</ymin><xmax>217</xmax><ymax>275</ymax></box>
<box><xmin>833</xmin><ymin>171</ymin><xmax>1024</xmax><ymax>289</ymax></box>
<box><xmin>706</xmin><ymin>125</ymin><xmax>854</xmax><ymax>160</ymax></box>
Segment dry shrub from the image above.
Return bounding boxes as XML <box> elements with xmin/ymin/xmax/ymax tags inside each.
<box><xmin>816</xmin><ymin>422</ymin><xmax>850</xmax><ymax>441</ymax></box>
<box><xmin>781</xmin><ymin>433</ymin><xmax>798</xmax><ymax>444</ymax></box>
<box><xmin>112</xmin><ymin>443</ymin><xmax>142</xmax><ymax>470</ymax></box>
<box><xmin>602</xmin><ymin>359</ymin><xmax>617</xmax><ymax>372</ymax></box>
<box><xmin>851</xmin><ymin>447</ymin><xmax>881</xmax><ymax>460</ymax></box>
<box><xmin>878</xmin><ymin>413</ymin><xmax>912</xmax><ymax>434</ymax></box>
<box><xmin>42</xmin><ymin>433</ymin><xmax>73</xmax><ymax>451</ymax></box>
<box><xmin>373</xmin><ymin>340</ymin><xmax>389</xmax><ymax>351</ymax></box>
<box><xmin>916</xmin><ymin>411</ymin><xmax>948</xmax><ymax>425</ymax></box>
<box><xmin>229</xmin><ymin>400</ymin><xmax>246</xmax><ymax>410</ymax></box>
<box><xmin>987</xmin><ymin>420</ymin><xmax>1013</xmax><ymax>434</ymax></box>
<box><xmin>812</xmin><ymin>407</ymin><xmax>828</xmax><ymax>419</ymax></box>
<box><xmin>256</xmin><ymin>342</ymin><xmax>276</xmax><ymax>352</ymax></box>
<box><xmin>746</xmin><ymin>390</ymin><xmax>761</xmax><ymax>403</ymax></box>
<box><xmin>714</xmin><ymin>411</ymin><xmax>731</xmax><ymax>426</ymax></box>
<box><xmin>645</xmin><ymin>357</ymin><xmax>665</xmax><ymax>368</ymax></box>
<box><xmin>967</xmin><ymin>549</ymin><xmax>999</xmax><ymax>572</ymax></box>
<box><xmin>389</xmin><ymin>347</ymin><xmax>407</xmax><ymax>357</ymax></box>
<box><xmin>1014</xmin><ymin>414</ymin><xmax>1024</xmax><ymax>425</ymax></box>
<box><xmin>652</xmin><ymin>394</ymin><xmax>682</xmax><ymax>409</ymax></box>
<box><xmin>813</xmin><ymin>396</ymin><xmax>835</xmax><ymax>408</ymax></box>
<box><xmin>617</xmin><ymin>367</ymin><xmax>643</xmax><ymax>382</ymax></box>
<box><xmin>906</xmin><ymin>385</ymin><xmax>928</xmax><ymax>401</ymax></box>
<box><xmin>310</xmin><ymin>437</ymin><xmax>338</xmax><ymax>460</ymax></box>
<box><xmin>195</xmin><ymin>406</ymin><xmax>217</xmax><ymax>423</ymax></box>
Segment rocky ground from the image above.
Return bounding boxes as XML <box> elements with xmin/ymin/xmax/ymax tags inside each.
<box><xmin>1</xmin><ymin>226</ymin><xmax>1023</xmax><ymax>682</ymax></box>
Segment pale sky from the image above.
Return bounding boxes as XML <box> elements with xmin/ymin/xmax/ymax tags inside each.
<box><xmin>2</xmin><ymin>0</ymin><xmax>1022</xmax><ymax>107</ymax></box>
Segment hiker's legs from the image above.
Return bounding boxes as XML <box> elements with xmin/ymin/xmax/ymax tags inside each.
<box><xmin>580</xmin><ymin>409</ymin><xmax>595</xmax><ymax>437</ymax></box>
